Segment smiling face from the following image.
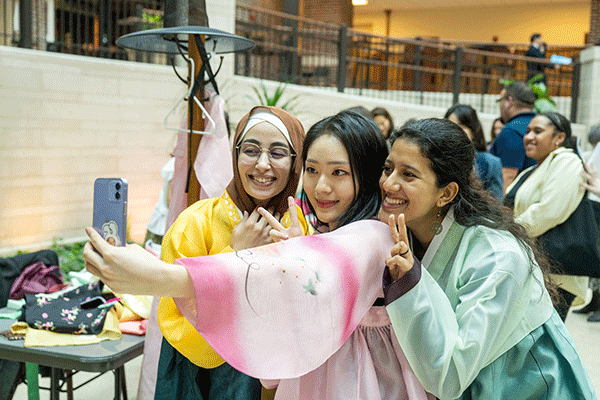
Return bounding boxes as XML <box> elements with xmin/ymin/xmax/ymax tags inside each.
<box><xmin>303</xmin><ymin>134</ymin><xmax>357</xmax><ymax>230</ymax></box>
<box><xmin>379</xmin><ymin>138</ymin><xmax>448</xmax><ymax>245</ymax></box>
<box><xmin>237</xmin><ymin>122</ymin><xmax>293</xmax><ymax>207</ymax></box>
<box><xmin>524</xmin><ymin>115</ymin><xmax>564</xmax><ymax>163</ymax></box>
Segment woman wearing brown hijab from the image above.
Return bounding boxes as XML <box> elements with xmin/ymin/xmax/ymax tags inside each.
<box><xmin>155</xmin><ymin>106</ymin><xmax>310</xmax><ymax>400</ymax></box>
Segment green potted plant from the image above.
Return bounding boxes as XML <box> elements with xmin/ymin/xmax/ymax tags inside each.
<box><xmin>499</xmin><ymin>74</ymin><xmax>557</xmax><ymax>113</ymax></box>
<box><xmin>247</xmin><ymin>80</ymin><xmax>302</xmax><ymax>113</ymax></box>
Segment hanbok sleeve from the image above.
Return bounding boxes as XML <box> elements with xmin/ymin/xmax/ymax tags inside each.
<box><xmin>172</xmin><ymin>220</ymin><xmax>393</xmax><ymax>379</ymax></box>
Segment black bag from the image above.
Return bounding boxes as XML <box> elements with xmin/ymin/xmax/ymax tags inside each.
<box><xmin>0</xmin><ymin>249</ymin><xmax>59</xmax><ymax>308</ymax></box>
<box><xmin>504</xmin><ymin>163</ymin><xmax>600</xmax><ymax>278</ymax></box>
<box><xmin>537</xmin><ymin>195</ymin><xmax>600</xmax><ymax>277</ymax></box>
<box><xmin>22</xmin><ymin>281</ymin><xmax>111</xmax><ymax>335</ymax></box>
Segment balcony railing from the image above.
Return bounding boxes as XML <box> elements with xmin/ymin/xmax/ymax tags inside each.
<box><xmin>3</xmin><ymin>0</ymin><xmax>167</xmax><ymax>64</ymax></box>
<box><xmin>234</xmin><ymin>4</ymin><xmax>585</xmax><ymax>120</ymax></box>
<box><xmin>2</xmin><ymin>1</ymin><xmax>585</xmax><ymax>121</ymax></box>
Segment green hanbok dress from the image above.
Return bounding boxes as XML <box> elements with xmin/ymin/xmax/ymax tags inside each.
<box><xmin>385</xmin><ymin>209</ymin><xmax>597</xmax><ymax>400</ymax></box>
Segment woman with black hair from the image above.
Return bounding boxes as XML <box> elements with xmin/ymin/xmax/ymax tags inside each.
<box><xmin>504</xmin><ymin>112</ymin><xmax>589</xmax><ymax>321</ymax></box>
<box><xmin>381</xmin><ymin>118</ymin><xmax>595</xmax><ymax>399</ymax></box>
<box><xmin>445</xmin><ymin>104</ymin><xmax>503</xmax><ymax>199</ymax></box>
<box><xmin>489</xmin><ymin>117</ymin><xmax>504</xmax><ymax>145</ymax></box>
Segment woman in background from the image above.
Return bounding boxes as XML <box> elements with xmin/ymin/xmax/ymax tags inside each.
<box><xmin>504</xmin><ymin>112</ymin><xmax>587</xmax><ymax>321</ymax></box>
<box><xmin>445</xmin><ymin>104</ymin><xmax>503</xmax><ymax>199</ymax></box>
<box><xmin>489</xmin><ymin>117</ymin><xmax>504</xmax><ymax>145</ymax></box>
<box><xmin>372</xmin><ymin>107</ymin><xmax>395</xmax><ymax>140</ymax></box>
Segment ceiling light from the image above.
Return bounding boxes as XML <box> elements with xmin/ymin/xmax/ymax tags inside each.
<box><xmin>352</xmin><ymin>0</ymin><xmax>368</xmax><ymax>5</ymax></box>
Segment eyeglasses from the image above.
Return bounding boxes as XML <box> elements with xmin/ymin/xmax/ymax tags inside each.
<box><xmin>236</xmin><ymin>142</ymin><xmax>295</xmax><ymax>165</ymax></box>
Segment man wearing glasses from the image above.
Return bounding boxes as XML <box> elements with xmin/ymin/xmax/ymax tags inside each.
<box><xmin>490</xmin><ymin>82</ymin><xmax>537</xmax><ymax>193</ymax></box>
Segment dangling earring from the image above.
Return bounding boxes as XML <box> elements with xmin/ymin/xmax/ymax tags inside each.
<box><xmin>430</xmin><ymin>209</ymin><xmax>443</xmax><ymax>235</ymax></box>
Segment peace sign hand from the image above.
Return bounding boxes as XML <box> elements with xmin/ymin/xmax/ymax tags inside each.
<box><xmin>258</xmin><ymin>197</ymin><xmax>303</xmax><ymax>242</ymax></box>
<box><xmin>230</xmin><ymin>207</ymin><xmax>278</xmax><ymax>251</ymax></box>
<box><xmin>386</xmin><ymin>213</ymin><xmax>414</xmax><ymax>282</ymax></box>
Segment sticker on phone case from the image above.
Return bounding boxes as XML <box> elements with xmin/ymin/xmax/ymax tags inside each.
<box><xmin>102</xmin><ymin>220</ymin><xmax>121</xmax><ymax>246</ymax></box>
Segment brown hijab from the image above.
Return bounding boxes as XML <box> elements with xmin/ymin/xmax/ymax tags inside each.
<box><xmin>226</xmin><ymin>106</ymin><xmax>305</xmax><ymax>216</ymax></box>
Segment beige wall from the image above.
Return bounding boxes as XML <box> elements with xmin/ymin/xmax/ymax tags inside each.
<box><xmin>0</xmin><ymin>47</ymin><xmax>451</xmax><ymax>255</ymax></box>
<box><xmin>354</xmin><ymin>2</ymin><xmax>590</xmax><ymax>45</ymax></box>
<box><xmin>0</xmin><ymin>46</ymin><xmax>182</xmax><ymax>254</ymax></box>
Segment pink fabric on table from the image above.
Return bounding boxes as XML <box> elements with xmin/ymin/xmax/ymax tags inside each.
<box><xmin>119</xmin><ymin>320</ymin><xmax>147</xmax><ymax>336</ymax></box>
<box><xmin>174</xmin><ymin>220</ymin><xmax>395</xmax><ymax>380</ymax></box>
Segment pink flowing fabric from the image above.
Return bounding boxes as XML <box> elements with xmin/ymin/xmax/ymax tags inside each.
<box><xmin>174</xmin><ymin>220</ymin><xmax>395</xmax><ymax>379</ymax></box>
<box><xmin>166</xmin><ymin>87</ymin><xmax>233</xmax><ymax>228</ymax></box>
<box><xmin>194</xmin><ymin>87</ymin><xmax>233</xmax><ymax>200</ymax></box>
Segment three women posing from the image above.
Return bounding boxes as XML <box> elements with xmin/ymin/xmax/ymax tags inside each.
<box><xmin>83</xmin><ymin>113</ymin><xmax>596</xmax><ymax>399</ymax></box>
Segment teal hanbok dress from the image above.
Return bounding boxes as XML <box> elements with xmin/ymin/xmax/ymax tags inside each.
<box><xmin>384</xmin><ymin>209</ymin><xmax>597</xmax><ymax>400</ymax></box>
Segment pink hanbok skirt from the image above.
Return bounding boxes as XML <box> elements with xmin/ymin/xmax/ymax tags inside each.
<box><xmin>263</xmin><ymin>306</ymin><xmax>434</xmax><ymax>400</ymax></box>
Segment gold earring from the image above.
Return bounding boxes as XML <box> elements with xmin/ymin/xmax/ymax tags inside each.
<box><xmin>430</xmin><ymin>209</ymin><xmax>443</xmax><ymax>235</ymax></box>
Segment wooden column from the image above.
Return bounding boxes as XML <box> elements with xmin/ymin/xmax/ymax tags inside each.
<box><xmin>590</xmin><ymin>0</ymin><xmax>600</xmax><ymax>45</ymax></box>
<box><xmin>186</xmin><ymin>34</ymin><xmax>205</xmax><ymax>206</ymax></box>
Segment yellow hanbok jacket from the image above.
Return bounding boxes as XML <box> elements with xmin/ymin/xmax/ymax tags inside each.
<box><xmin>157</xmin><ymin>191</ymin><xmax>311</xmax><ymax>368</ymax></box>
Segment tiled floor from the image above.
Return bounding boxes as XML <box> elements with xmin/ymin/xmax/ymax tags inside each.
<box><xmin>12</xmin><ymin>310</ymin><xmax>600</xmax><ymax>399</ymax></box>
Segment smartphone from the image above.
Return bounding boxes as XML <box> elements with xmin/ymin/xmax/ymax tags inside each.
<box><xmin>80</xmin><ymin>296</ymin><xmax>106</xmax><ymax>309</ymax></box>
<box><xmin>93</xmin><ymin>178</ymin><xmax>128</xmax><ymax>246</ymax></box>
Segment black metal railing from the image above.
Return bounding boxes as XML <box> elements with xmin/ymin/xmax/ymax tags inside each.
<box><xmin>2</xmin><ymin>1</ymin><xmax>585</xmax><ymax>121</ymax></box>
<box><xmin>3</xmin><ymin>0</ymin><xmax>167</xmax><ymax>64</ymax></box>
<box><xmin>235</xmin><ymin>5</ymin><xmax>342</xmax><ymax>87</ymax></box>
<box><xmin>235</xmin><ymin>4</ymin><xmax>584</xmax><ymax>121</ymax></box>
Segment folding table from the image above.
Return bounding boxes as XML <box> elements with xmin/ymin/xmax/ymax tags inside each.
<box><xmin>0</xmin><ymin>318</ymin><xmax>144</xmax><ymax>400</ymax></box>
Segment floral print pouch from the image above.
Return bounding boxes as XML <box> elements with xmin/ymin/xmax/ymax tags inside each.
<box><xmin>22</xmin><ymin>281</ymin><xmax>109</xmax><ymax>335</ymax></box>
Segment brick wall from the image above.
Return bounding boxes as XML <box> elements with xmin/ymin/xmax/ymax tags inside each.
<box><xmin>590</xmin><ymin>0</ymin><xmax>600</xmax><ymax>44</ymax></box>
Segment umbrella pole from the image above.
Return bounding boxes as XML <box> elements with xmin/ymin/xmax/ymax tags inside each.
<box><xmin>187</xmin><ymin>34</ymin><xmax>204</xmax><ymax>206</ymax></box>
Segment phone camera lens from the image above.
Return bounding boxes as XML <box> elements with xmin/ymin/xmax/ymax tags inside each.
<box><xmin>115</xmin><ymin>183</ymin><xmax>121</xmax><ymax>190</ymax></box>
<box><xmin>115</xmin><ymin>192</ymin><xmax>121</xmax><ymax>200</ymax></box>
